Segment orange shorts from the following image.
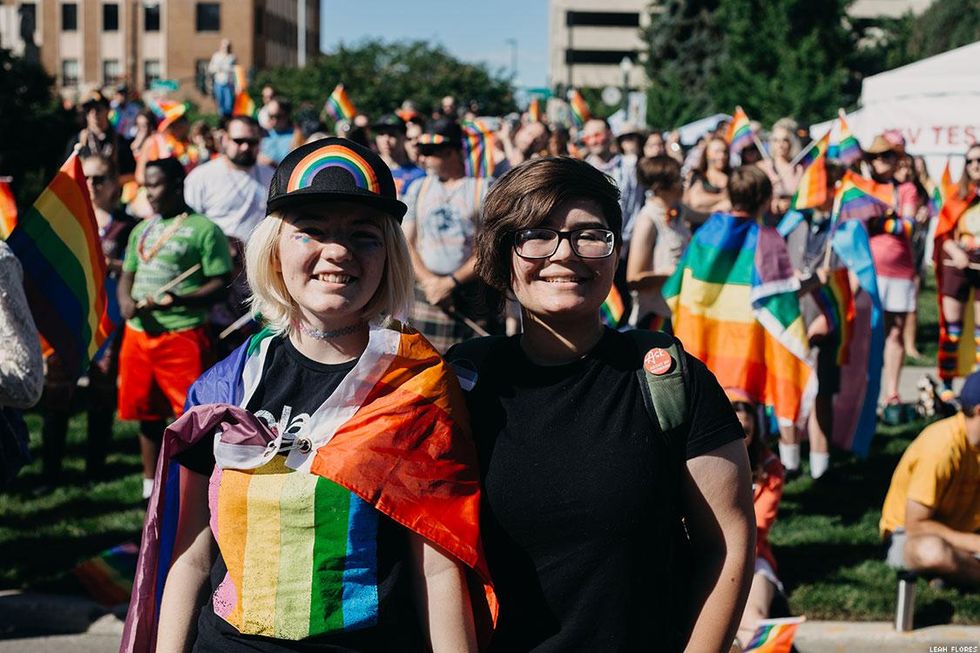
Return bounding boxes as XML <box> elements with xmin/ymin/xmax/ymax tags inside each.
<box><xmin>117</xmin><ymin>325</ymin><xmax>214</xmax><ymax>423</ymax></box>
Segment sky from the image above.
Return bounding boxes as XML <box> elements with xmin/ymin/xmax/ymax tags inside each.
<box><xmin>319</xmin><ymin>1</ymin><xmax>550</xmax><ymax>89</ymax></box>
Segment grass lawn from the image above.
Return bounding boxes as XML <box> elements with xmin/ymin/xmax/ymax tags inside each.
<box><xmin>909</xmin><ymin>272</ymin><xmax>939</xmax><ymax>365</ymax></box>
<box><xmin>2</xmin><ymin>409</ymin><xmax>978</xmax><ymax>625</ymax></box>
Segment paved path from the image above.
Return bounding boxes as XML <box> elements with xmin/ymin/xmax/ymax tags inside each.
<box><xmin>889</xmin><ymin>364</ymin><xmax>962</xmax><ymax>405</ymax></box>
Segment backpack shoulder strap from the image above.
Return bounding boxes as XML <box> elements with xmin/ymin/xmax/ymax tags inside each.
<box><xmin>624</xmin><ymin>329</ymin><xmax>690</xmax><ymax>447</ymax></box>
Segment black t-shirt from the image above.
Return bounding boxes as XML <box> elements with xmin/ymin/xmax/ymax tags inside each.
<box><xmin>447</xmin><ymin>328</ymin><xmax>743</xmax><ymax>653</ymax></box>
<box><xmin>177</xmin><ymin>336</ymin><xmax>425</xmax><ymax>653</ymax></box>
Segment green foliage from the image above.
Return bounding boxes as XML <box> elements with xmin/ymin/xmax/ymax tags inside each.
<box><xmin>903</xmin><ymin>0</ymin><xmax>980</xmax><ymax>61</ymax></box>
<box><xmin>252</xmin><ymin>39</ymin><xmax>515</xmax><ymax>124</ymax></box>
<box><xmin>0</xmin><ymin>48</ymin><xmax>75</xmax><ymax>210</ymax></box>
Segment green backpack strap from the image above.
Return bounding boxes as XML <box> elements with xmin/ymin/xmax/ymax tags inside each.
<box><xmin>624</xmin><ymin>329</ymin><xmax>690</xmax><ymax>451</ymax></box>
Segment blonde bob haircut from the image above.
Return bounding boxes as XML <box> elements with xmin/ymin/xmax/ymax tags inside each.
<box><xmin>245</xmin><ymin>210</ymin><xmax>415</xmax><ymax>335</ymax></box>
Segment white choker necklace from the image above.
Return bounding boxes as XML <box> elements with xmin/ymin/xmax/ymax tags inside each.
<box><xmin>297</xmin><ymin>322</ymin><xmax>363</xmax><ymax>340</ymax></box>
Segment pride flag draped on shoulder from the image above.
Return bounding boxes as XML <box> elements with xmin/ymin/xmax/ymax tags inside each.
<box><xmin>2</xmin><ymin>154</ymin><xmax>112</xmax><ymax>376</ymax></box>
<box><xmin>324</xmin><ymin>84</ymin><xmax>357</xmax><ymax>122</ymax></box>
<box><xmin>663</xmin><ymin>212</ymin><xmax>813</xmax><ymax>425</ymax></box>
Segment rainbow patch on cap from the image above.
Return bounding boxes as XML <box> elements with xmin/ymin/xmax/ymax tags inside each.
<box><xmin>286</xmin><ymin>143</ymin><xmax>380</xmax><ymax>194</ymax></box>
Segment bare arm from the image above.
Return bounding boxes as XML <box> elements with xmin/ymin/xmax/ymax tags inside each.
<box><xmin>118</xmin><ymin>269</ymin><xmax>137</xmax><ymax>320</ymax></box>
<box><xmin>156</xmin><ymin>467</ymin><xmax>215</xmax><ymax>653</ymax></box>
<box><xmin>409</xmin><ymin>533</ymin><xmax>478</xmax><ymax>653</ymax></box>
<box><xmin>625</xmin><ymin>213</ymin><xmax>667</xmax><ymax>290</ymax></box>
<box><xmin>682</xmin><ymin>439</ymin><xmax>755</xmax><ymax>652</ymax></box>
<box><xmin>906</xmin><ymin>499</ymin><xmax>980</xmax><ymax>554</ymax></box>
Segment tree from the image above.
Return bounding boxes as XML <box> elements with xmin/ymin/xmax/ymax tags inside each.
<box><xmin>253</xmin><ymin>39</ymin><xmax>515</xmax><ymax>123</ymax></box>
<box><xmin>0</xmin><ymin>48</ymin><xmax>75</xmax><ymax>209</ymax></box>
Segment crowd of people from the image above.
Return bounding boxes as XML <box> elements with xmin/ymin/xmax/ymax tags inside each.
<box><xmin>1</xmin><ymin>80</ymin><xmax>978</xmax><ymax>652</ymax></box>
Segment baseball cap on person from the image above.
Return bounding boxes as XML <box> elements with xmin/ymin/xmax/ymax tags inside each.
<box><xmin>371</xmin><ymin>113</ymin><xmax>407</xmax><ymax>134</ymax></box>
<box><xmin>266</xmin><ymin>137</ymin><xmax>407</xmax><ymax>222</ymax></box>
<box><xmin>959</xmin><ymin>371</ymin><xmax>980</xmax><ymax>409</ymax></box>
<box><xmin>417</xmin><ymin>117</ymin><xmax>463</xmax><ymax>152</ymax></box>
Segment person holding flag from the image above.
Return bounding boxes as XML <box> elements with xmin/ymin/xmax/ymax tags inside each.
<box><xmin>758</xmin><ymin>118</ymin><xmax>803</xmax><ymax>217</ymax></box>
<box><xmin>117</xmin><ymin>157</ymin><xmax>233</xmax><ymax>501</ymax></box>
<box><xmin>934</xmin><ymin>143</ymin><xmax>980</xmax><ymax>394</ymax></box>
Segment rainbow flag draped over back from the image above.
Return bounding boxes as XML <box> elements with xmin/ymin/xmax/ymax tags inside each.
<box><xmin>0</xmin><ymin>178</ymin><xmax>16</xmax><ymax>238</ymax></box>
<box><xmin>743</xmin><ymin>617</ymin><xmax>805</xmax><ymax>653</ymax></box>
<box><xmin>833</xmin><ymin>170</ymin><xmax>895</xmax><ymax>223</ymax></box>
<box><xmin>324</xmin><ymin>84</ymin><xmax>357</xmax><ymax>122</ymax></box>
<box><xmin>725</xmin><ymin>106</ymin><xmax>754</xmax><ymax>153</ymax></box>
<box><xmin>528</xmin><ymin>97</ymin><xmax>542</xmax><ymax>123</ymax></box>
<box><xmin>835</xmin><ymin>113</ymin><xmax>862</xmax><ymax>166</ymax></box>
<box><xmin>461</xmin><ymin>119</ymin><xmax>496</xmax><ymax>178</ymax></box>
<box><xmin>231</xmin><ymin>64</ymin><xmax>257</xmax><ymax>117</ymax></box>
<box><xmin>663</xmin><ymin>213</ymin><xmax>814</xmax><ymax>425</ymax></box>
<box><xmin>791</xmin><ymin>136</ymin><xmax>829</xmax><ymax>210</ymax></box>
<box><xmin>121</xmin><ymin>325</ymin><xmax>498</xmax><ymax>653</ymax></box>
<box><xmin>2</xmin><ymin>155</ymin><xmax>112</xmax><ymax>376</ymax></box>
<box><xmin>568</xmin><ymin>89</ymin><xmax>591</xmax><ymax>128</ymax></box>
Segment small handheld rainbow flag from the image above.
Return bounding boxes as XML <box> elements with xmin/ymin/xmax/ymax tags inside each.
<box><xmin>324</xmin><ymin>84</ymin><xmax>357</xmax><ymax>122</ymax></box>
<box><xmin>814</xmin><ymin>268</ymin><xmax>854</xmax><ymax>365</ymax></box>
<box><xmin>528</xmin><ymin>97</ymin><xmax>542</xmax><ymax>123</ymax></box>
<box><xmin>791</xmin><ymin>136</ymin><xmax>829</xmax><ymax>210</ymax></box>
<box><xmin>725</xmin><ymin>106</ymin><xmax>754</xmax><ymax>153</ymax></box>
<box><xmin>72</xmin><ymin>542</ymin><xmax>138</xmax><ymax>607</ymax></box>
<box><xmin>931</xmin><ymin>159</ymin><xmax>953</xmax><ymax>216</ymax></box>
<box><xmin>231</xmin><ymin>64</ymin><xmax>257</xmax><ymax>117</ymax></box>
<box><xmin>568</xmin><ymin>89</ymin><xmax>591</xmax><ymax>129</ymax></box>
<box><xmin>798</xmin><ymin>129</ymin><xmax>830</xmax><ymax>170</ymax></box>
<box><xmin>832</xmin><ymin>170</ymin><xmax>895</xmax><ymax>224</ymax></box>
<box><xmin>600</xmin><ymin>284</ymin><xmax>625</xmax><ymax>328</ymax></box>
<box><xmin>835</xmin><ymin>111</ymin><xmax>862</xmax><ymax>166</ymax></box>
<box><xmin>2</xmin><ymin>154</ymin><xmax>113</xmax><ymax>376</ymax></box>
<box><xmin>0</xmin><ymin>178</ymin><xmax>16</xmax><ymax>238</ymax></box>
<box><xmin>461</xmin><ymin>119</ymin><xmax>496</xmax><ymax>178</ymax></box>
<box><xmin>743</xmin><ymin>616</ymin><xmax>806</xmax><ymax>653</ymax></box>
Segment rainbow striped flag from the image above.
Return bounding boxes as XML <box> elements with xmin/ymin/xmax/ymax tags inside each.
<box><xmin>2</xmin><ymin>154</ymin><xmax>112</xmax><ymax>376</ymax></box>
<box><xmin>743</xmin><ymin>617</ymin><xmax>805</xmax><ymax>653</ymax></box>
<box><xmin>231</xmin><ymin>64</ymin><xmax>257</xmax><ymax>117</ymax></box>
<box><xmin>814</xmin><ymin>267</ymin><xmax>855</xmax><ymax>365</ymax></box>
<box><xmin>663</xmin><ymin>213</ymin><xmax>813</xmax><ymax>425</ymax></box>
<box><xmin>0</xmin><ymin>178</ymin><xmax>16</xmax><ymax>238</ymax></box>
<box><xmin>568</xmin><ymin>89</ymin><xmax>591</xmax><ymax>128</ymax></box>
<box><xmin>528</xmin><ymin>97</ymin><xmax>542</xmax><ymax>123</ymax></box>
<box><xmin>121</xmin><ymin>326</ymin><xmax>498</xmax><ymax>652</ymax></box>
<box><xmin>832</xmin><ymin>170</ymin><xmax>895</xmax><ymax>224</ymax></box>
<box><xmin>324</xmin><ymin>84</ymin><xmax>357</xmax><ymax>122</ymax></box>
<box><xmin>791</xmin><ymin>137</ymin><xmax>829</xmax><ymax>210</ymax></box>
<box><xmin>600</xmin><ymin>284</ymin><xmax>626</xmax><ymax>328</ymax></box>
<box><xmin>72</xmin><ymin>542</ymin><xmax>138</xmax><ymax>607</ymax></box>
<box><xmin>930</xmin><ymin>160</ymin><xmax>952</xmax><ymax>216</ymax></box>
<box><xmin>725</xmin><ymin>106</ymin><xmax>754</xmax><ymax>153</ymax></box>
<box><xmin>461</xmin><ymin>119</ymin><xmax>496</xmax><ymax>178</ymax></box>
<box><xmin>798</xmin><ymin>129</ymin><xmax>831</xmax><ymax>170</ymax></box>
<box><xmin>835</xmin><ymin>113</ymin><xmax>862</xmax><ymax>166</ymax></box>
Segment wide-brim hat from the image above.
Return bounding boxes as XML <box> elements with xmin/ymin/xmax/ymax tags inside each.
<box><xmin>865</xmin><ymin>134</ymin><xmax>899</xmax><ymax>156</ymax></box>
<box><xmin>266</xmin><ymin>137</ymin><xmax>407</xmax><ymax>222</ymax></box>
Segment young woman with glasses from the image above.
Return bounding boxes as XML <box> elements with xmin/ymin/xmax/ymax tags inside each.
<box><xmin>446</xmin><ymin>156</ymin><xmax>754</xmax><ymax>652</ymax></box>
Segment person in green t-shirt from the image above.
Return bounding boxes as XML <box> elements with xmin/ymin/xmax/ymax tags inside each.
<box><xmin>117</xmin><ymin>157</ymin><xmax>232</xmax><ymax>500</ymax></box>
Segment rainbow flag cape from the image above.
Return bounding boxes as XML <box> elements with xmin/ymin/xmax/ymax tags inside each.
<box><xmin>743</xmin><ymin>617</ymin><xmax>805</xmax><ymax>653</ymax></box>
<box><xmin>791</xmin><ymin>137</ymin><xmax>829</xmax><ymax>210</ymax></box>
<box><xmin>72</xmin><ymin>542</ymin><xmax>138</xmax><ymax>607</ymax></box>
<box><xmin>461</xmin><ymin>119</ymin><xmax>496</xmax><ymax>178</ymax></box>
<box><xmin>798</xmin><ymin>129</ymin><xmax>831</xmax><ymax>170</ymax></box>
<box><xmin>835</xmin><ymin>113</ymin><xmax>862</xmax><ymax>166</ymax></box>
<box><xmin>528</xmin><ymin>97</ymin><xmax>542</xmax><ymax>123</ymax></box>
<box><xmin>833</xmin><ymin>170</ymin><xmax>895</xmax><ymax>224</ymax></box>
<box><xmin>120</xmin><ymin>325</ymin><xmax>498</xmax><ymax>653</ymax></box>
<box><xmin>2</xmin><ymin>154</ymin><xmax>112</xmax><ymax>376</ymax></box>
<box><xmin>324</xmin><ymin>84</ymin><xmax>357</xmax><ymax>122</ymax></box>
<box><xmin>568</xmin><ymin>89</ymin><xmax>591</xmax><ymax>128</ymax></box>
<box><xmin>600</xmin><ymin>284</ymin><xmax>626</xmax><ymax>328</ymax></box>
<box><xmin>0</xmin><ymin>178</ymin><xmax>16</xmax><ymax>238</ymax></box>
<box><xmin>231</xmin><ymin>64</ymin><xmax>257</xmax><ymax>117</ymax></box>
<box><xmin>725</xmin><ymin>106</ymin><xmax>754</xmax><ymax>153</ymax></box>
<box><xmin>814</xmin><ymin>267</ymin><xmax>854</xmax><ymax>365</ymax></box>
<box><xmin>663</xmin><ymin>213</ymin><xmax>814</xmax><ymax>425</ymax></box>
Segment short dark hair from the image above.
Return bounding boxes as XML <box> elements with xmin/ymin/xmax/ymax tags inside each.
<box><xmin>145</xmin><ymin>157</ymin><xmax>186</xmax><ymax>186</ymax></box>
<box><xmin>476</xmin><ymin>156</ymin><xmax>622</xmax><ymax>299</ymax></box>
<box><xmin>270</xmin><ymin>96</ymin><xmax>292</xmax><ymax>116</ymax></box>
<box><xmin>728</xmin><ymin>165</ymin><xmax>772</xmax><ymax>214</ymax></box>
<box><xmin>227</xmin><ymin>114</ymin><xmax>260</xmax><ymax>131</ymax></box>
<box><xmin>637</xmin><ymin>155</ymin><xmax>682</xmax><ymax>194</ymax></box>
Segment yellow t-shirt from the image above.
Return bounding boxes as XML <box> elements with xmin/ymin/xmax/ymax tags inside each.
<box><xmin>879</xmin><ymin>412</ymin><xmax>980</xmax><ymax>537</ymax></box>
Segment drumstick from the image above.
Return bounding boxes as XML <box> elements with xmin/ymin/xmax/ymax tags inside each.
<box><xmin>218</xmin><ymin>313</ymin><xmax>255</xmax><ymax>340</ymax></box>
<box><xmin>136</xmin><ymin>262</ymin><xmax>202</xmax><ymax>308</ymax></box>
<box><xmin>446</xmin><ymin>306</ymin><xmax>491</xmax><ymax>337</ymax></box>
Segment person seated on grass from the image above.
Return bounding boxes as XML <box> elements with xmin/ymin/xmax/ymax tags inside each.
<box><xmin>730</xmin><ymin>389</ymin><xmax>786</xmax><ymax>649</ymax></box>
<box><xmin>880</xmin><ymin>370</ymin><xmax>980</xmax><ymax>588</ymax></box>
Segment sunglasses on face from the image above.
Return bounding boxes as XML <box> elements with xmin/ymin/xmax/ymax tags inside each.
<box><xmin>967</xmin><ymin>157</ymin><xmax>980</xmax><ymax>165</ymax></box>
<box><xmin>873</xmin><ymin>152</ymin><xmax>897</xmax><ymax>161</ymax></box>
<box><xmin>87</xmin><ymin>175</ymin><xmax>107</xmax><ymax>186</ymax></box>
<box><xmin>231</xmin><ymin>137</ymin><xmax>259</xmax><ymax>146</ymax></box>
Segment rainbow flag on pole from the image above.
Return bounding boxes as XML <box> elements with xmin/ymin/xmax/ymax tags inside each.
<box><xmin>835</xmin><ymin>112</ymin><xmax>862</xmax><ymax>166</ymax></box>
<box><xmin>814</xmin><ymin>268</ymin><xmax>855</xmax><ymax>365</ymax></box>
<box><xmin>743</xmin><ymin>617</ymin><xmax>806</xmax><ymax>653</ymax></box>
<box><xmin>791</xmin><ymin>136</ymin><xmax>829</xmax><ymax>210</ymax></box>
<box><xmin>798</xmin><ymin>128</ymin><xmax>831</xmax><ymax>170</ymax></box>
<box><xmin>568</xmin><ymin>89</ymin><xmax>591</xmax><ymax>128</ymax></box>
<box><xmin>663</xmin><ymin>213</ymin><xmax>813</xmax><ymax>425</ymax></box>
<box><xmin>600</xmin><ymin>284</ymin><xmax>626</xmax><ymax>328</ymax></box>
<box><xmin>528</xmin><ymin>97</ymin><xmax>542</xmax><ymax>123</ymax></box>
<box><xmin>461</xmin><ymin>119</ymin><xmax>496</xmax><ymax>178</ymax></box>
<box><xmin>2</xmin><ymin>154</ymin><xmax>112</xmax><ymax>376</ymax></box>
<box><xmin>0</xmin><ymin>178</ymin><xmax>16</xmax><ymax>238</ymax></box>
<box><xmin>725</xmin><ymin>106</ymin><xmax>754</xmax><ymax>153</ymax></box>
<box><xmin>231</xmin><ymin>64</ymin><xmax>257</xmax><ymax>117</ymax></box>
<box><xmin>833</xmin><ymin>170</ymin><xmax>895</xmax><ymax>224</ymax></box>
<box><xmin>324</xmin><ymin>84</ymin><xmax>357</xmax><ymax>122</ymax></box>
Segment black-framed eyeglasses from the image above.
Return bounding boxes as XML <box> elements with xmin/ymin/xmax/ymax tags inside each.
<box><xmin>231</xmin><ymin>137</ymin><xmax>259</xmax><ymax>146</ymax></box>
<box><xmin>513</xmin><ymin>227</ymin><xmax>615</xmax><ymax>259</ymax></box>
